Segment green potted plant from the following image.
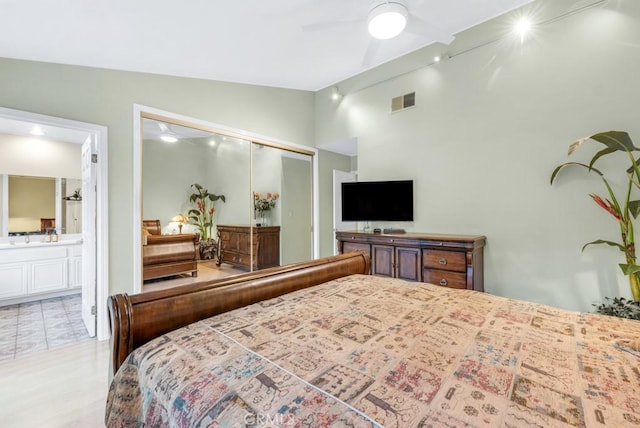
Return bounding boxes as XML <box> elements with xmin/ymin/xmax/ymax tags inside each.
<box><xmin>188</xmin><ymin>183</ymin><xmax>225</xmax><ymax>259</ymax></box>
<box><xmin>551</xmin><ymin>131</ymin><xmax>640</xmax><ymax>317</ymax></box>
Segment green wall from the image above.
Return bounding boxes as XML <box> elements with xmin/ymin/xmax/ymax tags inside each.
<box><xmin>315</xmin><ymin>1</ymin><xmax>640</xmax><ymax>312</ymax></box>
<box><xmin>0</xmin><ymin>58</ymin><xmax>316</xmax><ymax>295</ymax></box>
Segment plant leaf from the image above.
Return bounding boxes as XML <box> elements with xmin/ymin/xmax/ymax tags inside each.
<box><xmin>567</xmin><ymin>137</ymin><xmax>588</xmax><ymax>156</ymax></box>
<box><xmin>589</xmin><ymin>147</ymin><xmax>617</xmax><ymax>169</ymax></box>
<box><xmin>550</xmin><ymin>162</ymin><xmax>604</xmax><ymax>185</ymax></box>
<box><xmin>626</xmin><ymin>156</ymin><xmax>640</xmax><ymax>175</ymax></box>
<box><xmin>588</xmin><ymin>131</ymin><xmax>637</xmax><ymax>152</ymax></box>
<box><xmin>629</xmin><ymin>200</ymin><xmax>640</xmax><ymax>219</ymax></box>
<box><xmin>582</xmin><ymin>239</ymin><xmax>626</xmax><ymax>253</ymax></box>
<box><xmin>619</xmin><ymin>263</ymin><xmax>640</xmax><ymax>275</ymax></box>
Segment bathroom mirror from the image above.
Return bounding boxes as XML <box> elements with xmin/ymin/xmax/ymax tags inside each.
<box><xmin>1</xmin><ymin>174</ymin><xmax>83</xmax><ymax>236</ymax></box>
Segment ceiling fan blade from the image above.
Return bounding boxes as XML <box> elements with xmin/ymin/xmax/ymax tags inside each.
<box><xmin>301</xmin><ymin>17</ymin><xmax>365</xmax><ymax>32</ymax></box>
<box><xmin>362</xmin><ymin>38</ymin><xmax>382</xmax><ymax>67</ymax></box>
<box><xmin>405</xmin><ymin>12</ymin><xmax>455</xmax><ymax>45</ymax></box>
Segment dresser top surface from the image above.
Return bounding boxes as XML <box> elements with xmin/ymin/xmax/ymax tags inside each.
<box><xmin>218</xmin><ymin>224</ymin><xmax>280</xmax><ymax>231</ymax></box>
<box><xmin>336</xmin><ymin>230</ymin><xmax>485</xmax><ymax>244</ymax></box>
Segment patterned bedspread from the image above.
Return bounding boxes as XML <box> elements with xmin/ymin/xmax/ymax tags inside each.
<box><xmin>106</xmin><ymin>274</ymin><xmax>640</xmax><ymax>427</ymax></box>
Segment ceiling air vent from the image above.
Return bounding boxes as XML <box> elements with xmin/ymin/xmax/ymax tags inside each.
<box><xmin>391</xmin><ymin>92</ymin><xmax>415</xmax><ymax>112</ymax></box>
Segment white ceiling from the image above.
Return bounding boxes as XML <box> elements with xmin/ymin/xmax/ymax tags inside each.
<box><xmin>0</xmin><ymin>117</ymin><xmax>90</xmax><ymax>144</ymax></box>
<box><xmin>0</xmin><ymin>0</ymin><xmax>533</xmax><ymax>91</ymax></box>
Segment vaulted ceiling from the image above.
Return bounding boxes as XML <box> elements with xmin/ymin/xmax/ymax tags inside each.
<box><xmin>0</xmin><ymin>0</ymin><xmax>535</xmax><ymax>91</ymax></box>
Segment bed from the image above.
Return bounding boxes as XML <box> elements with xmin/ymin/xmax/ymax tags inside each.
<box><xmin>106</xmin><ymin>252</ymin><xmax>640</xmax><ymax>427</ymax></box>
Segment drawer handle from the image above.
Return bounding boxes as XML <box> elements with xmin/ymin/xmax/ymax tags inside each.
<box><xmin>439</xmin><ymin>258</ymin><xmax>447</xmax><ymax>265</ymax></box>
<box><xmin>439</xmin><ymin>278</ymin><xmax>448</xmax><ymax>286</ymax></box>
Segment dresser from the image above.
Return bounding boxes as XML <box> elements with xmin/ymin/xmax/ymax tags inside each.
<box><xmin>336</xmin><ymin>231</ymin><xmax>485</xmax><ymax>291</ymax></box>
<box><xmin>217</xmin><ymin>225</ymin><xmax>280</xmax><ymax>270</ymax></box>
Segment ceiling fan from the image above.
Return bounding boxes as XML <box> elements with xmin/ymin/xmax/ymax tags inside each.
<box><xmin>302</xmin><ymin>0</ymin><xmax>454</xmax><ymax>65</ymax></box>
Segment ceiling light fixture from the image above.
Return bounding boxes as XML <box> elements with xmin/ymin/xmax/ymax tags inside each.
<box><xmin>367</xmin><ymin>1</ymin><xmax>408</xmax><ymax>40</ymax></box>
<box><xmin>331</xmin><ymin>86</ymin><xmax>343</xmax><ymax>101</ymax></box>
<box><xmin>30</xmin><ymin>125</ymin><xmax>44</xmax><ymax>136</ymax></box>
<box><xmin>514</xmin><ymin>17</ymin><xmax>532</xmax><ymax>42</ymax></box>
<box><xmin>160</xmin><ymin>134</ymin><xmax>178</xmax><ymax>143</ymax></box>
<box><xmin>157</xmin><ymin>122</ymin><xmax>178</xmax><ymax>143</ymax></box>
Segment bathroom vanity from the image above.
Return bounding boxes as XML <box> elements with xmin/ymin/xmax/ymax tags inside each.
<box><xmin>0</xmin><ymin>238</ymin><xmax>82</xmax><ymax>305</ymax></box>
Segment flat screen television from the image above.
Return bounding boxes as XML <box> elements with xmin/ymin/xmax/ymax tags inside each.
<box><xmin>341</xmin><ymin>180</ymin><xmax>413</xmax><ymax>221</ymax></box>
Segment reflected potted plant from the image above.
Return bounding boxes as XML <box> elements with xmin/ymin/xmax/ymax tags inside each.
<box><xmin>551</xmin><ymin>130</ymin><xmax>640</xmax><ymax>316</ymax></box>
<box><xmin>188</xmin><ymin>183</ymin><xmax>226</xmax><ymax>259</ymax></box>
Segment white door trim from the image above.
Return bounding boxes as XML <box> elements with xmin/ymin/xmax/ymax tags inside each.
<box><xmin>0</xmin><ymin>107</ymin><xmax>110</xmax><ymax>341</ymax></box>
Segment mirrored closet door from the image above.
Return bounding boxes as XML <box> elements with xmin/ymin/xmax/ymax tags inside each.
<box><xmin>140</xmin><ymin>112</ymin><xmax>315</xmax><ymax>287</ymax></box>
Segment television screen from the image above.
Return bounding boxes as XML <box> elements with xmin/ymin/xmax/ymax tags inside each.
<box><xmin>341</xmin><ymin>180</ymin><xmax>413</xmax><ymax>221</ymax></box>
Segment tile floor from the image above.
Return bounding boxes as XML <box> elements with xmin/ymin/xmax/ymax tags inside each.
<box><xmin>0</xmin><ymin>294</ymin><xmax>91</xmax><ymax>362</ymax></box>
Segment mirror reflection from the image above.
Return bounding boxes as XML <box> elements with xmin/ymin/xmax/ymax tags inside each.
<box><xmin>0</xmin><ymin>128</ymin><xmax>84</xmax><ymax>238</ymax></box>
<box><xmin>141</xmin><ymin>116</ymin><xmax>314</xmax><ymax>288</ymax></box>
<box><xmin>2</xmin><ymin>175</ymin><xmax>82</xmax><ymax>236</ymax></box>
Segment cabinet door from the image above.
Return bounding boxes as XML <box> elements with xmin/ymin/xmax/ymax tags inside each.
<box><xmin>372</xmin><ymin>245</ymin><xmax>394</xmax><ymax>277</ymax></box>
<box><xmin>395</xmin><ymin>247</ymin><xmax>421</xmax><ymax>281</ymax></box>
<box><xmin>256</xmin><ymin>229</ymin><xmax>280</xmax><ymax>269</ymax></box>
<box><xmin>0</xmin><ymin>263</ymin><xmax>28</xmax><ymax>299</ymax></box>
<box><xmin>237</xmin><ymin>230</ymin><xmax>250</xmax><ymax>255</ymax></box>
<box><xmin>30</xmin><ymin>259</ymin><xmax>68</xmax><ymax>293</ymax></box>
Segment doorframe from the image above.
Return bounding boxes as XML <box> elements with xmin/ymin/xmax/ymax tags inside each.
<box><xmin>0</xmin><ymin>107</ymin><xmax>110</xmax><ymax>341</ymax></box>
<box><xmin>333</xmin><ymin>170</ymin><xmax>357</xmax><ymax>254</ymax></box>
<box><xmin>132</xmin><ymin>104</ymin><xmax>319</xmax><ymax>293</ymax></box>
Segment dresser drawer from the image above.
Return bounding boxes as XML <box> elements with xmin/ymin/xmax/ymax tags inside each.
<box><xmin>423</xmin><ymin>269</ymin><xmax>467</xmax><ymax>289</ymax></box>
<box><xmin>423</xmin><ymin>249</ymin><xmax>466</xmax><ymax>272</ymax></box>
<box><xmin>221</xmin><ymin>251</ymin><xmax>251</xmax><ymax>267</ymax></box>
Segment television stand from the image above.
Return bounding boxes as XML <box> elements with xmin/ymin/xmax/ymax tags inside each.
<box><xmin>336</xmin><ymin>230</ymin><xmax>485</xmax><ymax>291</ymax></box>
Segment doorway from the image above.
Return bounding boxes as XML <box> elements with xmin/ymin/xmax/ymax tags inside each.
<box><xmin>333</xmin><ymin>170</ymin><xmax>357</xmax><ymax>254</ymax></box>
<box><xmin>0</xmin><ymin>107</ymin><xmax>109</xmax><ymax>341</ymax></box>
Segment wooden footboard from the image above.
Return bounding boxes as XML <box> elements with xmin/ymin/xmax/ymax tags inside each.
<box><xmin>108</xmin><ymin>252</ymin><xmax>370</xmax><ymax>375</ymax></box>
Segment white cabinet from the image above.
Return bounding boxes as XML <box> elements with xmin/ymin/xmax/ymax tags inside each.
<box><xmin>0</xmin><ymin>242</ymin><xmax>81</xmax><ymax>304</ymax></box>
<box><xmin>30</xmin><ymin>260</ymin><xmax>68</xmax><ymax>293</ymax></box>
<box><xmin>0</xmin><ymin>263</ymin><xmax>27</xmax><ymax>299</ymax></box>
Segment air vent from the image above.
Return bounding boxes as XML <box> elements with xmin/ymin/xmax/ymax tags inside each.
<box><xmin>391</xmin><ymin>92</ymin><xmax>415</xmax><ymax>112</ymax></box>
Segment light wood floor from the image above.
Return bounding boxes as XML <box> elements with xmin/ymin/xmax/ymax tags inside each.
<box><xmin>0</xmin><ymin>262</ymin><xmax>245</xmax><ymax>427</ymax></box>
<box><xmin>143</xmin><ymin>260</ymin><xmax>246</xmax><ymax>292</ymax></box>
<box><xmin>0</xmin><ymin>338</ymin><xmax>109</xmax><ymax>427</ymax></box>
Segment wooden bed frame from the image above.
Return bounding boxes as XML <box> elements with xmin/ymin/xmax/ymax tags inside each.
<box><xmin>108</xmin><ymin>252</ymin><xmax>370</xmax><ymax>375</ymax></box>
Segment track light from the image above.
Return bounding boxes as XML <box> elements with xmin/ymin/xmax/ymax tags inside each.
<box><xmin>368</xmin><ymin>1</ymin><xmax>408</xmax><ymax>40</ymax></box>
<box><xmin>331</xmin><ymin>86</ymin><xmax>343</xmax><ymax>101</ymax></box>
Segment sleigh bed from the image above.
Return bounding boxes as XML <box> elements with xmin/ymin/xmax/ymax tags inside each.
<box><xmin>106</xmin><ymin>252</ymin><xmax>640</xmax><ymax>427</ymax></box>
